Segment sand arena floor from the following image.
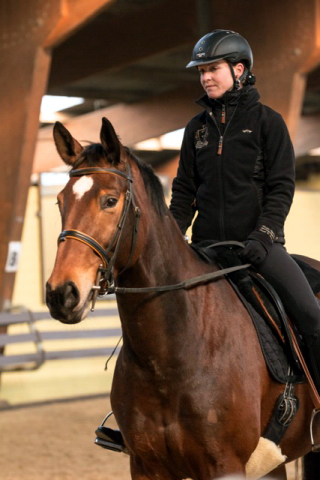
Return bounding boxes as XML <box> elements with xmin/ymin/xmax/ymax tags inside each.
<box><xmin>0</xmin><ymin>394</ymin><xmax>301</xmax><ymax>480</ymax></box>
<box><xmin>0</xmin><ymin>396</ymin><xmax>131</xmax><ymax>480</ymax></box>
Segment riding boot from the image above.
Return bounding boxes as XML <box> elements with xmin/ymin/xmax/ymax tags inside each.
<box><xmin>303</xmin><ymin>330</ymin><xmax>320</xmax><ymax>394</ymax></box>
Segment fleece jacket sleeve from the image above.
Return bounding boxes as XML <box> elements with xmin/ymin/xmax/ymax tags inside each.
<box><xmin>169</xmin><ymin>125</ymin><xmax>198</xmax><ymax>234</ymax></box>
<box><xmin>249</xmin><ymin>110</ymin><xmax>295</xmax><ymax>251</ymax></box>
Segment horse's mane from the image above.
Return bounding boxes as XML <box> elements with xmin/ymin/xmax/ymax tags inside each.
<box><xmin>74</xmin><ymin>143</ymin><xmax>168</xmax><ymax>217</ymax></box>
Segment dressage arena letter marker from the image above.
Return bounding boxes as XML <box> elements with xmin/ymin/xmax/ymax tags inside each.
<box><xmin>73</xmin><ymin>176</ymin><xmax>94</xmax><ymax>200</ymax></box>
<box><xmin>5</xmin><ymin>241</ymin><xmax>22</xmax><ymax>272</ymax></box>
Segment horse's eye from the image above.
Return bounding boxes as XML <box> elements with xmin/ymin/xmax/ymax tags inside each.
<box><xmin>101</xmin><ymin>197</ymin><xmax>118</xmax><ymax>209</ymax></box>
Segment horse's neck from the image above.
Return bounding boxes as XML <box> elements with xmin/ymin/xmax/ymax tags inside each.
<box><xmin>115</xmin><ymin>217</ymin><xmax>214</xmax><ymax>368</ymax></box>
<box><xmin>118</xmin><ymin>214</ymin><xmax>202</xmax><ymax>291</ymax></box>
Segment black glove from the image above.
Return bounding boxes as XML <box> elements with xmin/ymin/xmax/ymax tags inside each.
<box><xmin>238</xmin><ymin>240</ymin><xmax>268</xmax><ymax>266</ymax></box>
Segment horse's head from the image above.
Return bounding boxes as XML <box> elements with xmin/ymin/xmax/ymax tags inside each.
<box><xmin>46</xmin><ymin>118</ymin><xmax>144</xmax><ymax>324</ymax></box>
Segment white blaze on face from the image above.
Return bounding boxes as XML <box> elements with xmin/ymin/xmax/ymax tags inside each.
<box><xmin>72</xmin><ymin>176</ymin><xmax>94</xmax><ymax>200</ymax></box>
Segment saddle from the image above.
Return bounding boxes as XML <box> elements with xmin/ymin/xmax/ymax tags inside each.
<box><xmin>191</xmin><ymin>241</ymin><xmax>320</xmax><ymax>385</ymax></box>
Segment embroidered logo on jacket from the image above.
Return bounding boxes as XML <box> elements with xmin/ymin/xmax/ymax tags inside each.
<box><xmin>242</xmin><ymin>129</ymin><xmax>252</xmax><ymax>133</ymax></box>
<box><xmin>195</xmin><ymin>126</ymin><xmax>209</xmax><ymax>149</ymax></box>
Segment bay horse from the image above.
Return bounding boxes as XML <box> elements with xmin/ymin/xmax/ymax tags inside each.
<box><xmin>46</xmin><ymin>118</ymin><xmax>320</xmax><ymax>480</ymax></box>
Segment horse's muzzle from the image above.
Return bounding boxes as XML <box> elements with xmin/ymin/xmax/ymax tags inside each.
<box><xmin>46</xmin><ymin>281</ymin><xmax>83</xmax><ymax>324</ymax></box>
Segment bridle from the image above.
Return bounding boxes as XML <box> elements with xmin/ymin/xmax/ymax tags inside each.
<box><xmin>58</xmin><ymin>163</ymin><xmax>251</xmax><ymax>312</ymax></box>
<box><xmin>58</xmin><ymin>163</ymin><xmax>141</xmax><ymax>310</ymax></box>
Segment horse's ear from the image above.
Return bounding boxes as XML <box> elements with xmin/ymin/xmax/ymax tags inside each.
<box><xmin>53</xmin><ymin>122</ymin><xmax>83</xmax><ymax>165</ymax></box>
<box><xmin>100</xmin><ymin>117</ymin><xmax>121</xmax><ymax>165</ymax></box>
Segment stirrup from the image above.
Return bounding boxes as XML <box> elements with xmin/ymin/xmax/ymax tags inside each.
<box><xmin>94</xmin><ymin>411</ymin><xmax>128</xmax><ymax>454</ymax></box>
<box><xmin>310</xmin><ymin>408</ymin><xmax>320</xmax><ymax>452</ymax></box>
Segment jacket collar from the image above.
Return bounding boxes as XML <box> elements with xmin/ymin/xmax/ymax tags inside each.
<box><xmin>195</xmin><ymin>86</ymin><xmax>260</xmax><ymax>113</ymax></box>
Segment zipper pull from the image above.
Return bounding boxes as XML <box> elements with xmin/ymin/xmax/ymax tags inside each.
<box><xmin>221</xmin><ymin>105</ymin><xmax>226</xmax><ymax>124</ymax></box>
<box><xmin>217</xmin><ymin>136</ymin><xmax>223</xmax><ymax>155</ymax></box>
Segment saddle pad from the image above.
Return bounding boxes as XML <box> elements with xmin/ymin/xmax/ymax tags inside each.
<box><xmin>191</xmin><ymin>242</ymin><xmax>305</xmax><ymax>384</ymax></box>
<box><xmin>231</xmin><ymin>282</ymin><xmax>304</xmax><ymax>384</ymax></box>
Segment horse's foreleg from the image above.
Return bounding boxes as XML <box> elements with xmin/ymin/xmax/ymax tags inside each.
<box><xmin>262</xmin><ymin>464</ymin><xmax>287</xmax><ymax>479</ymax></box>
<box><xmin>130</xmin><ymin>456</ymin><xmax>180</xmax><ymax>480</ymax></box>
<box><xmin>303</xmin><ymin>451</ymin><xmax>320</xmax><ymax>480</ymax></box>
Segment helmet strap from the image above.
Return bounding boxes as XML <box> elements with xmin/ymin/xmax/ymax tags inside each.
<box><xmin>227</xmin><ymin>61</ymin><xmax>241</xmax><ymax>90</ymax></box>
<box><xmin>235</xmin><ymin>78</ymin><xmax>241</xmax><ymax>90</ymax></box>
<box><xmin>227</xmin><ymin>61</ymin><xmax>256</xmax><ymax>88</ymax></box>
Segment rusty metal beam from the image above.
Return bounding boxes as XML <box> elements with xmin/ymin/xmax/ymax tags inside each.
<box><xmin>0</xmin><ymin>1</ymin><xmax>62</xmax><ymax>311</ymax></box>
<box><xmin>33</xmin><ymin>85</ymin><xmax>202</xmax><ymax>173</ymax></box>
<box><xmin>48</xmin><ymin>0</ymin><xmax>196</xmax><ymax>88</ymax></box>
<box><xmin>294</xmin><ymin>113</ymin><xmax>320</xmax><ymax>157</ymax></box>
<box><xmin>44</xmin><ymin>0</ymin><xmax>115</xmax><ymax>48</ymax></box>
<box><xmin>0</xmin><ymin>0</ymin><xmax>125</xmax><ymax>313</ymax></box>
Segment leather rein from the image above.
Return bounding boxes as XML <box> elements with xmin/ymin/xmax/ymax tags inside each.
<box><xmin>58</xmin><ymin>164</ymin><xmax>250</xmax><ymax>311</ymax></box>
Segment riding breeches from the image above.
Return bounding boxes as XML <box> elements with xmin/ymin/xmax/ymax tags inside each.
<box><xmin>257</xmin><ymin>243</ymin><xmax>320</xmax><ymax>335</ymax></box>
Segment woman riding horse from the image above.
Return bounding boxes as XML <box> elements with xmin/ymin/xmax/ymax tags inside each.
<box><xmin>170</xmin><ymin>29</ymin><xmax>320</xmax><ymax>392</ymax></box>
<box><xmin>46</xmin><ymin>30</ymin><xmax>320</xmax><ymax>480</ymax></box>
<box><xmin>102</xmin><ymin>29</ymin><xmax>320</xmax><ymax>459</ymax></box>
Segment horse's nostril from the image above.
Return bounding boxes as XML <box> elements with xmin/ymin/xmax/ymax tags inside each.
<box><xmin>64</xmin><ymin>282</ymin><xmax>80</xmax><ymax>309</ymax></box>
<box><xmin>46</xmin><ymin>281</ymin><xmax>80</xmax><ymax>311</ymax></box>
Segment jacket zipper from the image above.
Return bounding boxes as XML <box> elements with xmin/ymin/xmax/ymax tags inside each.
<box><xmin>209</xmin><ymin>104</ymin><xmax>239</xmax><ymax>155</ymax></box>
<box><xmin>221</xmin><ymin>104</ymin><xmax>226</xmax><ymax>124</ymax></box>
<box><xmin>208</xmin><ymin>103</ymin><xmax>240</xmax><ymax>239</ymax></box>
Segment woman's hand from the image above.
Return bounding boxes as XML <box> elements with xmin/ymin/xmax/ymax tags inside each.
<box><xmin>238</xmin><ymin>240</ymin><xmax>268</xmax><ymax>266</ymax></box>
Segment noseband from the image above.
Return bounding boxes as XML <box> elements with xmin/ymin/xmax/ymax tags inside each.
<box><xmin>58</xmin><ymin>164</ymin><xmax>141</xmax><ymax>311</ymax></box>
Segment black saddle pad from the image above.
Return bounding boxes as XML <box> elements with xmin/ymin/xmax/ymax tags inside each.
<box><xmin>191</xmin><ymin>241</ymin><xmax>309</xmax><ymax>384</ymax></box>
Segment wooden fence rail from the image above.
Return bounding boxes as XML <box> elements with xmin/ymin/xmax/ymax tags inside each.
<box><xmin>0</xmin><ymin>306</ymin><xmax>121</xmax><ymax>372</ymax></box>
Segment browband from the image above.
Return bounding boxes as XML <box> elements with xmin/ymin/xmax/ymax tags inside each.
<box><xmin>70</xmin><ymin>167</ymin><xmax>132</xmax><ymax>181</ymax></box>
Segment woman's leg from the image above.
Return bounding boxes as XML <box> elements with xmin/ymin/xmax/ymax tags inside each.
<box><xmin>258</xmin><ymin>242</ymin><xmax>320</xmax><ymax>390</ymax></box>
<box><xmin>258</xmin><ymin>243</ymin><xmax>320</xmax><ymax>335</ymax></box>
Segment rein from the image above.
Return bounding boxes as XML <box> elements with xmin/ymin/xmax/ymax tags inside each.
<box><xmin>58</xmin><ymin>165</ymin><xmax>250</xmax><ymax>310</ymax></box>
<box><xmin>108</xmin><ymin>263</ymin><xmax>250</xmax><ymax>294</ymax></box>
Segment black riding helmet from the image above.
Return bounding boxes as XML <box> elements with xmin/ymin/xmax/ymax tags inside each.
<box><xmin>186</xmin><ymin>29</ymin><xmax>255</xmax><ymax>86</ymax></box>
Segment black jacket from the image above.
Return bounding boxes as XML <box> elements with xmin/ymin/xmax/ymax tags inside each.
<box><xmin>169</xmin><ymin>87</ymin><xmax>295</xmax><ymax>250</ymax></box>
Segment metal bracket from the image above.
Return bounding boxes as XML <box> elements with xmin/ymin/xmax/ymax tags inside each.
<box><xmin>277</xmin><ymin>375</ymin><xmax>299</xmax><ymax>427</ymax></box>
<box><xmin>310</xmin><ymin>408</ymin><xmax>320</xmax><ymax>452</ymax></box>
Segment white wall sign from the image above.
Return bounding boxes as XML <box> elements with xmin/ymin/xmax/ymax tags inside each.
<box><xmin>5</xmin><ymin>241</ymin><xmax>22</xmax><ymax>273</ymax></box>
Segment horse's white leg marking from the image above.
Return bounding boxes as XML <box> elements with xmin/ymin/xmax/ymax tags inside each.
<box><xmin>73</xmin><ymin>176</ymin><xmax>94</xmax><ymax>199</ymax></box>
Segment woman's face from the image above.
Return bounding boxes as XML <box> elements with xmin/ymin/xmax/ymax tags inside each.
<box><xmin>198</xmin><ymin>60</ymin><xmax>243</xmax><ymax>99</ymax></box>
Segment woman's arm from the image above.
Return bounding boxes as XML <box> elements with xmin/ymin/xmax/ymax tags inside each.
<box><xmin>169</xmin><ymin>125</ymin><xmax>198</xmax><ymax>234</ymax></box>
<box><xmin>248</xmin><ymin>110</ymin><xmax>295</xmax><ymax>251</ymax></box>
